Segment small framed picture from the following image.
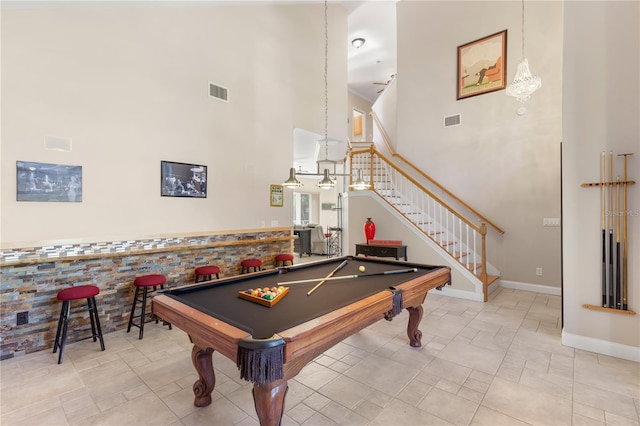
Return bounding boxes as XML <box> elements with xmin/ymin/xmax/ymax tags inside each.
<box><xmin>161</xmin><ymin>161</ymin><xmax>207</xmax><ymax>198</ymax></box>
<box><xmin>457</xmin><ymin>30</ymin><xmax>507</xmax><ymax>100</ymax></box>
<box><xmin>270</xmin><ymin>184</ymin><xmax>283</xmax><ymax>207</ymax></box>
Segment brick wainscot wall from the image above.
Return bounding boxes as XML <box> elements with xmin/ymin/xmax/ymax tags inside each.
<box><xmin>0</xmin><ymin>228</ymin><xmax>293</xmax><ymax>360</ymax></box>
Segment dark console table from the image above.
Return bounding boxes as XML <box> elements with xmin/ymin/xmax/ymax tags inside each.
<box><xmin>355</xmin><ymin>243</ymin><xmax>407</xmax><ymax>261</ymax></box>
<box><xmin>293</xmin><ymin>229</ymin><xmax>311</xmax><ymax>257</ymax></box>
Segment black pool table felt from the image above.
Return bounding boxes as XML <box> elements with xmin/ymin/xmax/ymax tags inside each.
<box><xmin>163</xmin><ymin>258</ymin><xmax>441</xmax><ymax>339</ymax></box>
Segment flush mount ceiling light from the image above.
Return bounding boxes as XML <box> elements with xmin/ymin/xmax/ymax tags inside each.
<box><xmin>506</xmin><ymin>0</ymin><xmax>542</xmax><ymax>102</ymax></box>
<box><xmin>351</xmin><ymin>37</ymin><xmax>365</xmax><ymax>48</ymax></box>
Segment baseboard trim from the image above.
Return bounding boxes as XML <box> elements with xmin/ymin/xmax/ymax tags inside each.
<box><xmin>428</xmin><ymin>279</ymin><xmax>559</xmax><ymax>302</ymax></box>
<box><xmin>562</xmin><ymin>330</ymin><xmax>640</xmax><ymax>362</ymax></box>
<box><xmin>429</xmin><ymin>286</ymin><xmax>484</xmax><ymax>302</ymax></box>
<box><xmin>500</xmin><ymin>280</ymin><xmax>561</xmax><ymax>296</ymax></box>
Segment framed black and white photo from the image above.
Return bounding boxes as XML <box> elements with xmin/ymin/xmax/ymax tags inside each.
<box><xmin>16</xmin><ymin>161</ymin><xmax>83</xmax><ymax>202</ymax></box>
<box><xmin>161</xmin><ymin>161</ymin><xmax>207</xmax><ymax>198</ymax></box>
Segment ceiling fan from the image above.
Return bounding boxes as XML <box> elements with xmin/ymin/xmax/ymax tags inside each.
<box><xmin>372</xmin><ymin>73</ymin><xmax>397</xmax><ymax>93</ymax></box>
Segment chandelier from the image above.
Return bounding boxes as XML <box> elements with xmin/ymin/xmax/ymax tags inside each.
<box><xmin>506</xmin><ymin>0</ymin><xmax>542</xmax><ymax>102</ymax></box>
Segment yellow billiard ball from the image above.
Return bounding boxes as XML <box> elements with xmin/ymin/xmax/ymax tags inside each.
<box><xmin>358</xmin><ymin>265</ymin><xmax>366</xmax><ymax>273</ymax></box>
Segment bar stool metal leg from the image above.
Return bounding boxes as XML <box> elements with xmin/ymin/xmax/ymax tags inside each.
<box><xmin>127</xmin><ymin>286</ymin><xmax>142</xmax><ymax>334</ymax></box>
<box><xmin>53</xmin><ymin>300</ymin><xmax>66</xmax><ymax>355</ymax></box>
<box><xmin>138</xmin><ymin>287</ymin><xmax>147</xmax><ymax>339</ymax></box>
<box><xmin>89</xmin><ymin>296</ymin><xmax>105</xmax><ymax>351</ymax></box>
<box><xmin>53</xmin><ymin>300</ymin><xmax>71</xmax><ymax>364</ymax></box>
<box><xmin>87</xmin><ymin>298</ymin><xmax>97</xmax><ymax>342</ymax></box>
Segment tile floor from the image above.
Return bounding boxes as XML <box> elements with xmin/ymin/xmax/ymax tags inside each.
<box><xmin>1</xmin><ymin>270</ymin><xmax>639</xmax><ymax>425</ymax></box>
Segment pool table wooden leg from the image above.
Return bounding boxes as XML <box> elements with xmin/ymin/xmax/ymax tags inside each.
<box><xmin>252</xmin><ymin>378</ymin><xmax>288</xmax><ymax>426</ymax></box>
<box><xmin>406</xmin><ymin>306</ymin><xmax>424</xmax><ymax>347</ymax></box>
<box><xmin>191</xmin><ymin>345</ymin><xmax>215</xmax><ymax>407</ymax></box>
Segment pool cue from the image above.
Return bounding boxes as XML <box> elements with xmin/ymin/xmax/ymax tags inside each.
<box><xmin>280</xmin><ymin>268</ymin><xmax>419</xmax><ymax>287</ymax></box>
<box><xmin>619</xmin><ymin>153</ymin><xmax>633</xmax><ymax>310</ymax></box>
<box><xmin>306</xmin><ymin>259</ymin><xmax>348</xmax><ymax>296</ymax></box>
<box><xmin>615</xmin><ymin>177</ymin><xmax>621</xmax><ymax>309</ymax></box>
<box><xmin>608</xmin><ymin>151</ymin><xmax>614</xmax><ymax>308</ymax></box>
<box><xmin>601</xmin><ymin>152</ymin><xmax>607</xmax><ymax>307</ymax></box>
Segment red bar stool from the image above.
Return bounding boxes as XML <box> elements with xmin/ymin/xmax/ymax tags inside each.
<box><xmin>195</xmin><ymin>265</ymin><xmax>220</xmax><ymax>282</ymax></box>
<box><xmin>275</xmin><ymin>253</ymin><xmax>294</xmax><ymax>267</ymax></box>
<box><xmin>53</xmin><ymin>285</ymin><xmax>105</xmax><ymax>364</ymax></box>
<box><xmin>241</xmin><ymin>258</ymin><xmax>262</xmax><ymax>274</ymax></box>
<box><xmin>127</xmin><ymin>274</ymin><xmax>171</xmax><ymax>339</ymax></box>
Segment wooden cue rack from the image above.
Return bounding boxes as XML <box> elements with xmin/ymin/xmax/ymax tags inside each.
<box><xmin>581</xmin><ymin>151</ymin><xmax>636</xmax><ymax>316</ymax></box>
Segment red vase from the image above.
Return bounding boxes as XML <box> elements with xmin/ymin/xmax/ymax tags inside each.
<box><xmin>363</xmin><ymin>218</ymin><xmax>376</xmax><ymax>243</ymax></box>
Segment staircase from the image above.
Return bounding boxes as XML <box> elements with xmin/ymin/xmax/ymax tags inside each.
<box><xmin>348</xmin><ymin>144</ymin><xmax>501</xmax><ymax>302</ymax></box>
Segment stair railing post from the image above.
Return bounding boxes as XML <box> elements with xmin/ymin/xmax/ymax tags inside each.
<box><xmin>348</xmin><ymin>147</ymin><xmax>354</xmax><ymax>189</ymax></box>
<box><xmin>368</xmin><ymin>145</ymin><xmax>375</xmax><ymax>190</ymax></box>
<box><xmin>480</xmin><ymin>222</ymin><xmax>488</xmax><ymax>302</ymax></box>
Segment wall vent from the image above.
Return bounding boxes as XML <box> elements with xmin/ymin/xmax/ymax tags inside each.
<box><xmin>44</xmin><ymin>136</ymin><xmax>72</xmax><ymax>152</ymax></box>
<box><xmin>208</xmin><ymin>82</ymin><xmax>229</xmax><ymax>102</ymax></box>
<box><xmin>443</xmin><ymin>114</ymin><xmax>461</xmax><ymax>128</ymax></box>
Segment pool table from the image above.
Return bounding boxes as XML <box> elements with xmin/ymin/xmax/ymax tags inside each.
<box><xmin>152</xmin><ymin>256</ymin><xmax>450</xmax><ymax>426</ymax></box>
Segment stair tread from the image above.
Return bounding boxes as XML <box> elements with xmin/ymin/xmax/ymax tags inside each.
<box><xmin>485</xmin><ymin>275</ymin><xmax>500</xmax><ymax>286</ymax></box>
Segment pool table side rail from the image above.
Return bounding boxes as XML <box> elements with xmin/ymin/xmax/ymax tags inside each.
<box><xmin>395</xmin><ymin>267</ymin><xmax>451</xmax><ymax>307</ymax></box>
<box><xmin>269</xmin><ymin>266</ymin><xmax>451</xmax><ymax>363</ymax></box>
<box><xmin>152</xmin><ymin>294</ymin><xmax>250</xmax><ymax>360</ymax></box>
<box><xmin>278</xmin><ymin>291</ymin><xmax>393</xmax><ymax>361</ymax></box>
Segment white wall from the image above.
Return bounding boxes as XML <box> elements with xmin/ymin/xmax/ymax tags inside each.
<box><xmin>372</xmin><ymin>79</ymin><xmax>398</xmax><ymax>150</ymax></box>
<box><xmin>395</xmin><ymin>1</ymin><xmax>563</xmax><ymax>287</ymax></box>
<box><xmin>1</xmin><ymin>3</ymin><xmax>347</xmax><ymax>246</ymax></box>
<box><xmin>562</xmin><ymin>0</ymin><xmax>639</xmax><ymax>358</ymax></box>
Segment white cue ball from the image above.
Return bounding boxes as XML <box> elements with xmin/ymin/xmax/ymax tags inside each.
<box><xmin>358</xmin><ymin>266</ymin><xmax>366</xmax><ymax>272</ymax></box>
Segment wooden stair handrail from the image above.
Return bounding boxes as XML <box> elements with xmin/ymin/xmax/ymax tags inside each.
<box><xmin>351</xmin><ymin>146</ymin><xmax>484</xmax><ymax>235</ymax></box>
<box><xmin>369</xmin><ymin>111</ymin><xmax>504</xmax><ymax>235</ymax></box>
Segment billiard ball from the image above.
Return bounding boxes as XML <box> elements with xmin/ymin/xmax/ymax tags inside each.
<box><xmin>358</xmin><ymin>265</ymin><xmax>366</xmax><ymax>272</ymax></box>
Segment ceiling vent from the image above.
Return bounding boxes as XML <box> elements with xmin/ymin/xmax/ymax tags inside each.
<box><xmin>443</xmin><ymin>114</ymin><xmax>461</xmax><ymax>128</ymax></box>
<box><xmin>208</xmin><ymin>82</ymin><xmax>229</xmax><ymax>102</ymax></box>
<box><xmin>44</xmin><ymin>136</ymin><xmax>72</xmax><ymax>152</ymax></box>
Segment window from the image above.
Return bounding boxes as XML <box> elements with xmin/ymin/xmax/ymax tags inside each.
<box><xmin>293</xmin><ymin>193</ymin><xmax>311</xmax><ymax>225</ymax></box>
<box><xmin>352</xmin><ymin>109</ymin><xmax>364</xmax><ymax>142</ymax></box>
